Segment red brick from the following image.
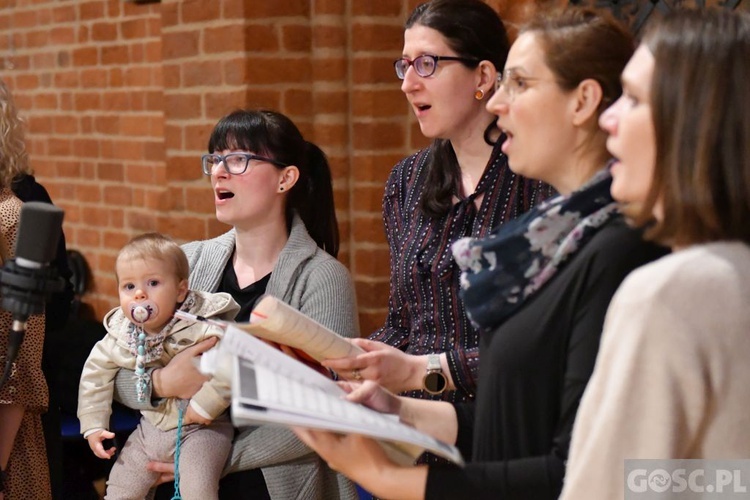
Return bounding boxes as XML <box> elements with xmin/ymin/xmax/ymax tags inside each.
<box><xmin>73</xmin><ymin>47</ymin><xmax>98</xmax><ymax>66</ymax></box>
<box><xmin>162</xmin><ymin>31</ymin><xmax>199</xmax><ymax>60</ymax></box>
<box><xmin>352</xmin><ymin>184</ymin><xmax>389</xmax><ymax>213</ymax></box>
<box><xmin>313</xmin><ymin>0</ymin><xmax>346</xmax><ymax>15</ymax></box>
<box><xmin>222</xmin><ymin>58</ymin><xmax>248</xmax><ymax>86</ymax></box>
<box><xmin>12</xmin><ymin>10</ymin><xmax>36</xmax><ymax>29</ymax></box>
<box><xmin>352</xmin><ymin>0</ymin><xmax>404</xmax><ymax>16</ymax></box>
<box><xmin>53</xmin><ymin>116</ymin><xmax>79</xmax><ymax>135</ymax></box>
<box><xmin>52</xmin><ymin>5</ymin><xmax>76</xmax><ymax>23</ymax></box>
<box><xmin>74</xmin><ymin>92</ymin><xmax>102</xmax><ymax>111</ymax></box>
<box><xmin>282</xmin><ymin>24</ymin><xmax>311</xmax><ymax>52</ymax></box>
<box><xmin>57</xmin><ymin>160</ymin><xmax>82</xmax><ymax>178</ymax></box>
<box><xmin>122</xmin><ymin>19</ymin><xmax>148</xmax><ymax>40</ymax></box>
<box><xmin>352</xmin><ymin>23</ymin><xmax>403</xmax><ymax>52</ymax></box>
<box><xmin>352</xmin><ymin>88</ymin><xmax>407</xmax><ymax>117</ymax></box>
<box><xmin>80</xmin><ymin>1</ymin><xmax>105</xmax><ymax>21</ymax></box>
<box><xmin>166</xmin><ymin>154</ymin><xmax>204</xmax><ymax>182</ymax></box>
<box><xmin>311</xmin><ymin>57</ymin><xmax>347</xmax><ymax>81</ymax></box>
<box><xmin>204</xmin><ymin>89</ymin><xmax>250</xmax><ymax>116</ymax></box>
<box><xmin>176</xmin><ymin>185</ymin><xmax>215</xmax><ymax>213</ymax></box>
<box><xmin>313</xmin><ymin>90</ymin><xmax>348</xmax><ymax>115</ymax></box>
<box><xmin>33</xmin><ymin>93</ymin><xmax>58</xmax><ymax>109</ymax></box>
<box><xmin>98</xmin><ymin>163</ymin><xmax>125</xmax><ymax>183</ymax></box>
<box><xmin>76</xmin><ymin>184</ymin><xmax>103</xmax><ymax>204</ymax></box>
<box><xmin>243</xmin><ymin>0</ymin><xmax>309</xmax><ymax>18</ymax></box>
<box><xmin>238</xmin><ymin>88</ymin><xmax>283</xmax><ymax>111</ymax></box>
<box><xmin>80</xmin><ymin>68</ymin><xmax>108</xmax><ymax>88</ymax></box>
<box><xmin>181</xmin><ymin>1</ymin><xmax>221</xmax><ymax>24</ymax></box>
<box><xmin>123</xmin><ymin>66</ymin><xmax>156</xmax><ymax>86</ymax></box>
<box><xmin>50</xmin><ymin>27</ymin><xmax>76</xmax><ymax>45</ymax></box>
<box><xmin>352</xmin><ymin>56</ymin><xmax>400</xmax><ymax>84</ymax></box>
<box><xmin>28</xmin><ymin>116</ymin><xmax>53</xmax><ymax>134</ymax></box>
<box><xmin>159</xmin><ymin>214</ymin><xmax>209</xmax><ymax>242</ymax></box>
<box><xmin>237</xmin><ymin>24</ymin><xmax>278</xmax><ymax>52</ymax></box>
<box><xmin>310</xmin><ymin>122</ymin><xmax>347</xmax><ymax>147</ymax></box>
<box><xmin>101</xmin><ymin>45</ymin><xmax>129</xmax><ymax>66</ymax></box>
<box><xmin>353</xmin><ymin>247</ymin><xmax>390</xmax><ymax>276</ymax></box>
<box><xmin>164</xmin><ymin>93</ymin><xmax>202</xmax><ymax>120</ymax></box>
<box><xmin>196</xmin><ymin>24</ymin><xmax>242</xmax><ymax>54</ymax></box>
<box><xmin>145</xmin><ymin>41</ymin><xmax>161</xmax><ymax>63</ymax></box>
<box><xmin>353</xmin><ymin>122</ymin><xmax>406</xmax><ymax>150</ymax></box>
<box><xmin>106</xmin><ymin>1</ymin><xmax>123</xmax><ymax>18</ymax></box>
<box><xmin>355</xmin><ymin>279</ymin><xmax>390</xmax><ymax>306</ymax></box>
<box><xmin>127</xmin><ymin>211</ymin><xmax>160</xmax><ymax>233</ymax></box>
<box><xmin>351</xmin><ymin>153</ymin><xmax>403</xmax><ymax>183</ymax></box>
<box><xmin>352</xmin><ymin>215</ymin><xmax>388</xmax><ymax>243</ymax></box>
<box><xmin>183</xmin><ymin>60</ymin><xmax>223</xmax><ymax>87</ymax></box>
<box><xmin>312</xmin><ymin>25</ymin><xmax>346</xmax><ymax>49</ymax></box>
<box><xmin>92</xmin><ymin>22</ymin><xmax>118</xmax><ymax>42</ymax></box>
<box><xmin>49</xmin><ymin>137</ymin><xmax>73</xmax><ymax>156</ymax></box>
<box><xmin>284</xmin><ymin>89</ymin><xmax>313</xmax><ymax>116</ymax></box>
<box><xmin>183</xmin><ymin>124</ymin><xmax>213</xmax><ymax>153</ymax></box>
<box><xmin>246</xmin><ymin>57</ymin><xmax>311</xmax><ymax>84</ymax></box>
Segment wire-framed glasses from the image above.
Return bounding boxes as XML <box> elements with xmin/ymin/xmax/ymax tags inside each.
<box><xmin>200</xmin><ymin>152</ymin><xmax>288</xmax><ymax>175</ymax></box>
<box><xmin>394</xmin><ymin>54</ymin><xmax>479</xmax><ymax>79</ymax></box>
<box><xmin>495</xmin><ymin>69</ymin><xmax>546</xmax><ymax>100</ymax></box>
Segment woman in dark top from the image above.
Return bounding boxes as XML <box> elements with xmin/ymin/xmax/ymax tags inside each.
<box><xmin>296</xmin><ymin>9</ymin><xmax>666</xmax><ymax>499</ymax></box>
<box><xmin>324</xmin><ymin>0</ymin><xmax>551</xmax><ymax>406</ymax></box>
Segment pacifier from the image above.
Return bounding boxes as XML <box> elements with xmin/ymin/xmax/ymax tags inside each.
<box><xmin>129</xmin><ymin>300</ymin><xmax>158</xmax><ymax>324</ymax></box>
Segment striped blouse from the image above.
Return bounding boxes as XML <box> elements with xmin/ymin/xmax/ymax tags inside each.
<box><xmin>369</xmin><ymin>142</ymin><xmax>553</xmax><ymax>403</ymax></box>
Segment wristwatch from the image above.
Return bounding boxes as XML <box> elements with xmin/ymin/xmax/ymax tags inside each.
<box><xmin>422</xmin><ymin>354</ymin><xmax>447</xmax><ymax>395</ymax></box>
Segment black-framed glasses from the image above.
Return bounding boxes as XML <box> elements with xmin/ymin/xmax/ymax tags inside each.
<box><xmin>200</xmin><ymin>152</ymin><xmax>288</xmax><ymax>176</ymax></box>
<box><xmin>394</xmin><ymin>54</ymin><xmax>479</xmax><ymax>79</ymax></box>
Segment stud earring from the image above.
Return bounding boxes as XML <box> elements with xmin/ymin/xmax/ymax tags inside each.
<box><xmin>474</xmin><ymin>89</ymin><xmax>485</xmax><ymax>100</ymax></box>
<box><xmin>279</xmin><ymin>186</ymin><xmax>285</xmax><ymax>191</ymax></box>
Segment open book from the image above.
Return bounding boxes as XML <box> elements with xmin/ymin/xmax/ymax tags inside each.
<box><xmin>175</xmin><ymin>295</ymin><xmax>464</xmax><ymax>466</ymax></box>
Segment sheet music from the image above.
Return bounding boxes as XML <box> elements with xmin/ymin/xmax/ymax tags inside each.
<box><xmin>225</xmin><ymin>326</ymin><xmax>464</xmax><ymax>466</ymax></box>
<box><xmin>238</xmin><ymin>295</ymin><xmax>365</xmax><ymax>361</ymax></box>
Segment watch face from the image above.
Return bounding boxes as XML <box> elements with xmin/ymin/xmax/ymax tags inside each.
<box><xmin>424</xmin><ymin>372</ymin><xmax>447</xmax><ymax>395</ymax></box>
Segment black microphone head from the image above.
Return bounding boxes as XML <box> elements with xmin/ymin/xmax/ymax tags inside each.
<box><xmin>15</xmin><ymin>201</ymin><xmax>64</xmax><ymax>265</ymax></box>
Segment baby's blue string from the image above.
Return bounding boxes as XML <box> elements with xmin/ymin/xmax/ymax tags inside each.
<box><xmin>171</xmin><ymin>404</ymin><xmax>184</xmax><ymax>500</ymax></box>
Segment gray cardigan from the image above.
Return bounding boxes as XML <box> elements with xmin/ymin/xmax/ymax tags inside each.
<box><xmin>116</xmin><ymin>214</ymin><xmax>360</xmax><ymax>499</ymax></box>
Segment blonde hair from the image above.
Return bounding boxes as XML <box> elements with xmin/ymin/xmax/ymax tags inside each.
<box><xmin>0</xmin><ymin>80</ymin><xmax>32</xmax><ymax>189</ymax></box>
<box><xmin>116</xmin><ymin>233</ymin><xmax>189</xmax><ymax>283</ymax></box>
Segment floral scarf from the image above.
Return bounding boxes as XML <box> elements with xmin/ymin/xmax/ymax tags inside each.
<box><xmin>452</xmin><ymin>168</ymin><xmax>617</xmax><ymax>331</ymax></box>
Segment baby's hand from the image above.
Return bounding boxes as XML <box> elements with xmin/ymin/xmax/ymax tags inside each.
<box><xmin>183</xmin><ymin>404</ymin><xmax>212</xmax><ymax>426</ymax></box>
<box><xmin>86</xmin><ymin>429</ymin><xmax>117</xmax><ymax>459</ymax></box>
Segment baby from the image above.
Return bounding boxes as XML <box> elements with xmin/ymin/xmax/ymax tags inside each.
<box><xmin>77</xmin><ymin>232</ymin><xmax>239</xmax><ymax>499</ymax></box>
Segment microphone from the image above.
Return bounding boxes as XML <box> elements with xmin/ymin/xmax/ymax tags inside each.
<box><xmin>0</xmin><ymin>202</ymin><xmax>66</xmax><ymax>388</ymax></box>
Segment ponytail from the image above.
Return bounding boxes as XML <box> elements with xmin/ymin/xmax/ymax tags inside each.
<box><xmin>288</xmin><ymin>141</ymin><xmax>339</xmax><ymax>257</ymax></box>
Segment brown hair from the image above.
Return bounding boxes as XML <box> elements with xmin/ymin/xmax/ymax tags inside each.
<box><xmin>522</xmin><ymin>7</ymin><xmax>634</xmax><ymax>115</ymax></box>
<box><xmin>116</xmin><ymin>232</ymin><xmax>189</xmax><ymax>283</ymax></box>
<box><xmin>639</xmin><ymin>9</ymin><xmax>750</xmax><ymax>246</ymax></box>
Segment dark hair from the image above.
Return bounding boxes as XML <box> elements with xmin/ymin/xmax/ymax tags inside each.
<box><xmin>523</xmin><ymin>8</ymin><xmax>633</xmax><ymax>114</ymax></box>
<box><xmin>406</xmin><ymin>0</ymin><xmax>510</xmax><ymax>218</ymax></box>
<box><xmin>638</xmin><ymin>9</ymin><xmax>750</xmax><ymax>246</ymax></box>
<box><xmin>208</xmin><ymin>109</ymin><xmax>339</xmax><ymax>257</ymax></box>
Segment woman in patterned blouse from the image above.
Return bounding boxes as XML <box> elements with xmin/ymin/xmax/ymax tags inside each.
<box><xmin>324</xmin><ymin>0</ymin><xmax>552</xmax><ymax>403</ymax></box>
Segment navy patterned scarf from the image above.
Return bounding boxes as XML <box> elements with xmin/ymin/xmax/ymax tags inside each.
<box><xmin>452</xmin><ymin>168</ymin><xmax>617</xmax><ymax>331</ymax></box>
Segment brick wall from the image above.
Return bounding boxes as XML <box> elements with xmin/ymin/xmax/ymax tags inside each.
<box><xmin>1</xmin><ymin>0</ymin><xmax>543</xmax><ymax>332</ymax></box>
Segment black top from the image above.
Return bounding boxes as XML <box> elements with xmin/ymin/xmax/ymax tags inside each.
<box><xmin>219</xmin><ymin>259</ymin><xmax>271</xmax><ymax>322</ymax></box>
<box><xmin>425</xmin><ymin>217</ymin><xmax>667</xmax><ymax>499</ymax></box>
<box><xmin>216</xmin><ymin>259</ymin><xmax>272</xmax><ymax>500</ymax></box>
